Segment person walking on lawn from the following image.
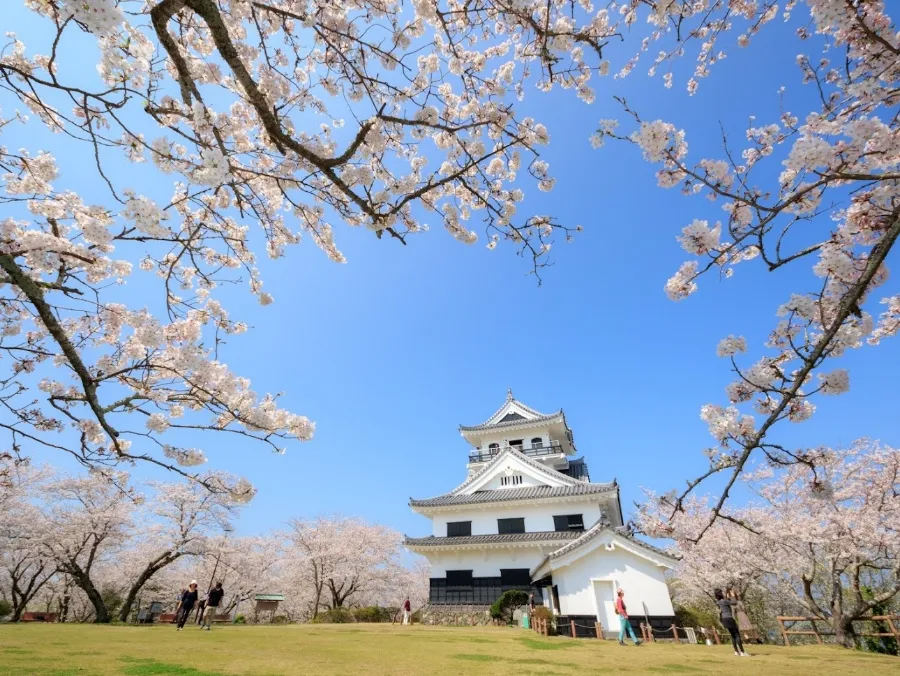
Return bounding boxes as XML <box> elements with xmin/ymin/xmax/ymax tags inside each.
<box><xmin>173</xmin><ymin>588</ymin><xmax>185</xmax><ymax>624</ymax></box>
<box><xmin>176</xmin><ymin>581</ymin><xmax>199</xmax><ymax>630</ymax></box>
<box><xmin>402</xmin><ymin>597</ymin><xmax>412</xmax><ymax>625</ymax></box>
<box><xmin>203</xmin><ymin>582</ymin><xmax>225</xmax><ymax>631</ymax></box>
<box><xmin>715</xmin><ymin>589</ymin><xmax>749</xmax><ymax>657</ymax></box>
<box><xmin>195</xmin><ymin>591</ymin><xmax>207</xmax><ymax>626</ymax></box>
<box><xmin>615</xmin><ymin>589</ymin><xmax>642</xmax><ymax>646</ymax></box>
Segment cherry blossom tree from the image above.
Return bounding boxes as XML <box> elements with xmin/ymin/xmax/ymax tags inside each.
<box><xmin>639</xmin><ymin>440</ymin><xmax>900</xmax><ymax>648</ymax></box>
<box><xmin>34</xmin><ymin>471</ymin><xmax>136</xmax><ymax>623</ymax></box>
<box><xmin>395</xmin><ymin>557</ymin><xmax>430</xmax><ymax>616</ymax></box>
<box><xmin>0</xmin><ymin>464</ymin><xmax>55</xmax><ymax>621</ymax></box>
<box><xmin>17</xmin><ymin>466</ymin><xmax>239</xmax><ymax>622</ymax></box>
<box><xmin>0</xmin><ymin>0</ymin><xmax>615</xmax><ymax>487</ymax></box>
<box><xmin>286</xmin><ymin>516</ymin><xmax>407</xmax><ymax>617</ymax></box>
<box><xmin>185</xmin><ymin>533</ymin><xmax>285</xmax><ymax>617</ymax></box>
<box><xmin>637</xmin><ymin>495</ymin><xmax>764</xmax><ymax>608</ymax></box>
<box><xmin>114</xmin><ymin>477</ymin><xmax>239</xmax><ymax>621</ymax></box>
<box><xmin>591</xmin><ymin>0</ymin><xmax>900</xmax><ymax>534</ymax></box>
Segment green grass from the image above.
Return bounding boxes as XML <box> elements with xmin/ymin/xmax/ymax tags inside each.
<box><xmin>0</xmin><ymin>624</ymin><xmax>896</xmax><ymax>675</ymax></box>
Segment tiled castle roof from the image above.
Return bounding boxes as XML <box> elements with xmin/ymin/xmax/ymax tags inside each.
<box><xmin>409</xmin><ymin>482</ymin><xmax>618</xmax><ymax>508</ymax></box>
<box><xmin>404</xmin><ymin>531</ymin><xmax>580</xmax><ymax>547</ymax></box>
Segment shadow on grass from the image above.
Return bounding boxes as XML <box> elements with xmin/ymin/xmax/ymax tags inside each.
<box><xmin>452</xmin><ymin>653</ymin><xmax>580</xmax><ymax>668</ymax></box>
<box><xmin>396</xmin><ymin>633</ymin><xmax>494</xmax><ymax>644</ymax></box>
<box><xmin>120</xmin><ymin>657</ymin><xmax>227</xmax><ymax>676</ymax></box>
<box><xmin>453</xmin><ymin>654</ymin><xmax>499</xmax><ymax>663</ymax></box>
<box><xmin>519</xmin><ymin>637</ymin><xmax>579</xmax><ymax>651</ymax></box>
<box><xmin>645</xmin><ymin>665</ymin><xmax>705</xmax><ymax>673</ymax></box>
<box><xmin>1</xmin><ymin>668</ymin><xmax>83</xmax><ymax>676</ymax></box>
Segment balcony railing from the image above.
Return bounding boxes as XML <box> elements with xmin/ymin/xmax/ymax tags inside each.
<box><xmin>468</xmin><ymin>442</ymin><xmax>564</xmax><ymax>464</ymax></box>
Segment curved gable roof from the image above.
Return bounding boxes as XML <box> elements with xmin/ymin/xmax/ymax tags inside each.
<box><xmin>530</xmin><ymin>522</ymin><xmax>678</xmax><ymax>579</ymax></box>
<box><xmin>409</xmin><ymin>482</ymin><xmax>618</xmax><ymax>508</ymax></box>
<box><xmin>409</xmin><ymin>447</ymin><xmax>617</xmax><ymax>509</ymax></box>
<box><xmin>459</xmin><ymin>390</ymin><xmax>563</xmax><ymax>432</ymax></box>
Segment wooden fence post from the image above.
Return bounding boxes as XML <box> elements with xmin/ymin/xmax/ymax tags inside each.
<box><xmin>811</xmin><ymin>619</ymin><xmax>823</xmax><ymax>645</ymax></box>
<box><xmin>571</xmin><ymin>620</ymin><xmax>577</xmax><ymax>638</ymax></box>
<box><xmin>885</xmin><ymin>616</ymin><xmax>899</xmax><ymax>643</ymax></box>
<box><xmin>712</xmin><ymin>627</ymin><xmax>721</xmax><ymax>645</ymax></box>
<box><xmin>595</xmin><ymin>621</ymin><xmax>603</xmax><ymax>639</ymax></box>
<box><xmin>778</xmin><ymin>618</ymin><xmax>790</xmax><ymax>647</ymax></box>
<box><xmin>671</xmin><ymin>624</ymin><xmax>680</xmax><ymax>644</ymax></box>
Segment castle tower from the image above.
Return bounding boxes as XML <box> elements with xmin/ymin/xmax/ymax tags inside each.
<box><xmin>404</xmin><ymin>392</ymin><xmax>676</xmax><ymax>635</ymax></box>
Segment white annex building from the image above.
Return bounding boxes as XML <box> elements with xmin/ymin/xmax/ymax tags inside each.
<box><xmin>405</xmin><ymin>391</ymin><xmax>677</xmax><ymax>636</ymax></box>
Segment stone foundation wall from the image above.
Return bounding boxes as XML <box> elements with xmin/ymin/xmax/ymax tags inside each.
<box><xmin>419</xmin><ymin>605</ymin><xmax>493</xmax><ymax>626</ymax></box>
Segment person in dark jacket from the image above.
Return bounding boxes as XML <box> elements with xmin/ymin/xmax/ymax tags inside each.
<box><xmin>176</xmin><ymin>581</ymin><xmax>199</xmax><ymax>630</ymax></box>
<box><xmin>173</xmin><ymin>589</ymin><xmax>185</xmax><ymax>624</ymax></box>
<box><xmin>202</xmin><ymin>582</ymin><xmax>225</xmax><ymax>631</ymax></box>
<box><xmin>715</xmin><ymin>588</ymin><xmax>748</xmax><ymax>656</ymax></box>
<box><xmin>195</xmin><ymin>594</ymin><xmax>207</xmax><ymax>626</ymax></box>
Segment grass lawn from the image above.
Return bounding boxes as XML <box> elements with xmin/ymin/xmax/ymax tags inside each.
<box><xmin>1</xmin><ymin>624</ymin><xmax>897</xmax><ymax>676</ymax></box>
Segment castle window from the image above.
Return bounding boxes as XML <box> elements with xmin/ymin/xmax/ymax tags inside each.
<box><xmin>446</xmin><ymin>570</ymin><xmax>473</xmax><ymax>587</ymax></box>
<box><xmin>531</xmin><ymin>437</ymin><xmax>542</xmax><ymax>448</ymax></box>
<box><xmin>500</xmin><ymin>568</ymin><xmax>532</xmax><ymax>587</ymax></box>
<box><xmin>500</xmin><ymin>475</ymin><xmax>523</xmax><ymax>487</ymax></box>
<box><xmin>488</xmin><ymin>443</ymin><xmax>500</xmax><ymax>455</ymax></box>
<box><xmin>446</xmin><ymin>521</ymin><xmax>472</xmax><ymax>537</ymax></box>
<box><xmin>498</xmin><ymin>517</ymin><xmax>525</xmax><ymax>534</ymax></box>
<box><xmin>553</xmin><ymin>514</ymin><xmax>585</xmax><ymax>532</ymax></box>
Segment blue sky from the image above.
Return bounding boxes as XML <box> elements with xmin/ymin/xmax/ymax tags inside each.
<box><xmin>7</xmin><ymin>4</ymin><xmax>900</xmax><ymax>539</ymax></box>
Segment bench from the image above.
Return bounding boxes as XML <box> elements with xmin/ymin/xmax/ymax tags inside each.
<box><xmin>21</xmin><ymin>612</ymin><xmax>57</xmax><ymax>622</ymax></box>
<box><xmin>156</xmin><ymin>612</ymin><xmax>229</xmax><ymax>624</ymax></box>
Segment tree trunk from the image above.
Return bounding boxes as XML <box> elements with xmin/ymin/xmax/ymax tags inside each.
<box><xmin>832</xmin><ymin>616</ymin><xmax>858</xmax><ymax>649</ymax></box>
<box><xmin>327</xmin><ymin>577</ymin><xmax>358</xmax><ymax>609</ymax></box>
<box><xmin>7</xmin><ymin>561</ymin><xmax>50</xmax><ymax>622</ymax></box>
<box><xmin>117</xmin><ymin>551</ymin><xmax>180</xmax><ymax>622</ymax></box>
<box><xmin>67</xmin><ymin>568</ymin><xmax>109</xmax><ymax>624</ymax></box>
<box><xmin>58</xmin><ymin>590</ymin><xmax>70</xmax><ymax>623</ymax></box>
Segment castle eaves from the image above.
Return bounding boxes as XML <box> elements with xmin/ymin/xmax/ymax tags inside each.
<box><xmin>409</xmin><ymin>481</ymin><xmax>617</xmax><ymax>508</ymax></box>
<box><xmin>404</xmin><ymin>531</ymin><xmax>580</xmax><ymax>547</ymax></box>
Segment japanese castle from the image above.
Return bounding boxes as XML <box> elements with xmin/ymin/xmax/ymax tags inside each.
<box><xmin>405</xmin><ymin>391</ymin><xmax>677</xmax><ymax>635</ymax></box>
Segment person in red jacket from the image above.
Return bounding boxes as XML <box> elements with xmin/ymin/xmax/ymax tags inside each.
<box><xmin>402</xmin><ymin>597</ymin><xmax>412</xmax><ymax>625</ymax></box>
<box><xmin>615</xmin><ymin>589</ymin><xmax>642</xmax><ymax>645</ymax></box>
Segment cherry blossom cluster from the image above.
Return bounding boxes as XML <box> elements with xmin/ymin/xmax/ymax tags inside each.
<box><xmin>2</xmin><ymin>461</ymin><xmax>429</xmax><ymax>623</ymax></box>
<box><xmin>592</xmin><ymin>0</ymin><xmax>899</xmax><ymax>532</ymax></box>
<box><xmin>0</xmin><ymin>462</ymin><xmax>244</xmax><ymax>622</ymax></box>
<box><xmin>0</xmin><ymin>0</ymin><xmax>623</xmax><ymax>483</ymax></box>
<box><xmin>636</xmin><ymin>439</ymin><xmax>900</xmax><ymax>647</ymax></box>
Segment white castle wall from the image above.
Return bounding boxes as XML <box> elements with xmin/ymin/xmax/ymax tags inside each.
<box><xmin>425</xmin><ymin>546</ymin><xmax>548</xmax><ymax>577</ymax></box>
<box><xmin>554</xmin><ymin>543</ymin><xmax>674</xmax><ymax>621</ymax></box>
<box><xmin>471</xmin><ymin>432</ymin><xmax>549</xmax><ymax>450</ymax></box>
<box><xmin>429</xmin><ymin>500</ymin><xmax>615</xmax><ymax>537</ymax></box>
